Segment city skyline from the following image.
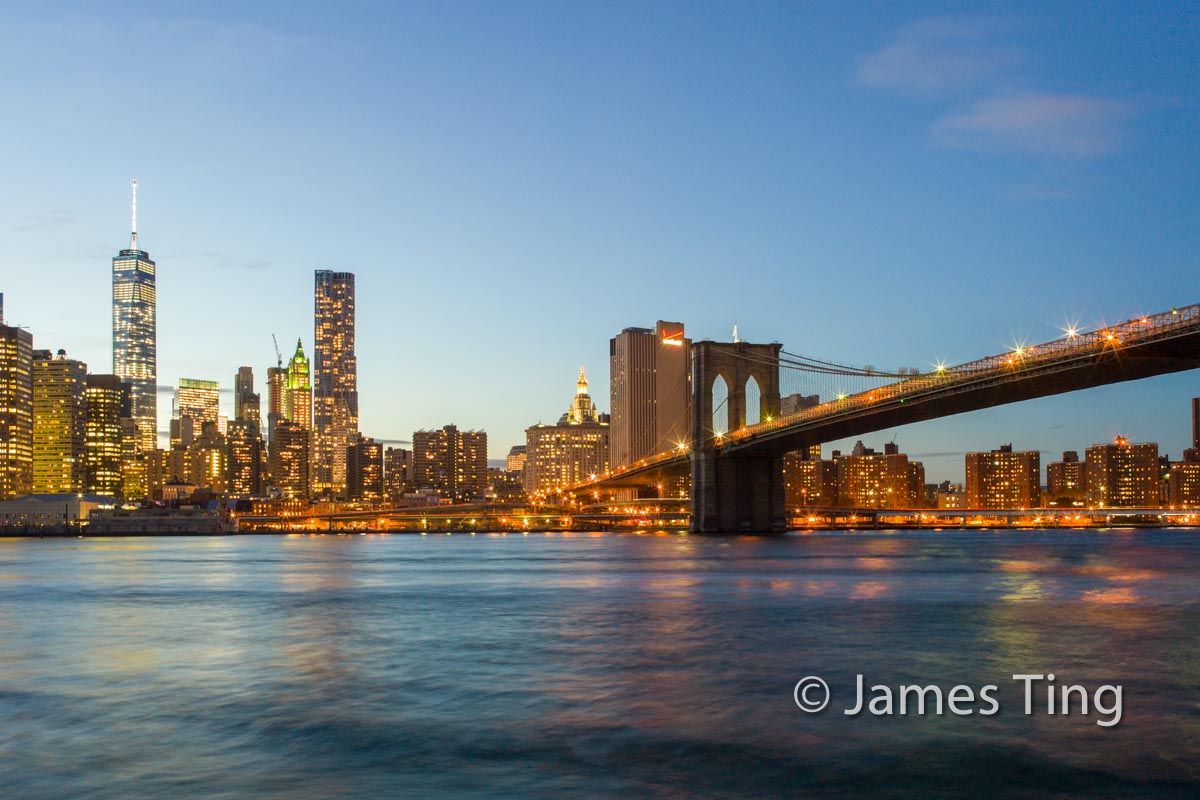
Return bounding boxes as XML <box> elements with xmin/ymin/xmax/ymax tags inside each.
<box><xmin>0</xmin><ymin>3</ymin><xmax>1196</xmax><ymax>480</ymax></box>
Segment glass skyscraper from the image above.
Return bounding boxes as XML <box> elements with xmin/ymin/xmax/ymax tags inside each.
<box><xmin>112</xmin><ymin>180</ymin><xmax>157</xmax><ymax>452</ymax></box>
<box><xmin>313</xmin><ymin>271</ymin><xmax>358</xmax><ymax>497</ymax></box>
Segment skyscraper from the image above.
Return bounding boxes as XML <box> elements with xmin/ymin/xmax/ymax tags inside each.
<box><xmin>347</xmin><ymin>434</ymin><xmax>384</xmax><ymax>502</ymax></box>
<box><xmin>234</xmin><ymin>366</ymin><xmax>261</xmax><ymax>435</ymax></box>
<box><xmin>32</xmin><ymin>349</ymin><xmax>88</xmax><ymax>494</ymax></box>
<box><xmin>112</xmin><ymin>180</ymin><xmax>157</xmax><ymax>452</ymax></box>
<box><xmin>226</xmin><ymin>419</ymin><xmax>263</xmax><ymax>497</ymax></box>
<box><xmin>524</xmin><ymin>368</ymin><xmax>610</xmax><ymax>493</ymax></box>
<box><xmin>1085</xmin><ymin>437</ymin><xmax>1159</xmax><ymax>507</ymax></box>
<box><xmin>964</xmin><ymin>445</ymin><xmax>1041</xmax><ymax>509</ymax></box>
<box><xmin>286</xmin><ymin>339</ymin><xmax>312</xmax><ymax>432</ymax></box>
<box><xmin>266</xmin><ymin>366</ymin><xmax>287</xmax><ymax>447</ymax></box>
<box><xmin>271</xmin><ymin>421</ymin><xmax>311</xmax><ymax>500</ymax></box>
<box><xmin>0</xmin><ymin>317</ymin><xmax>34</xmax><ymax>500</ymax></box>
<box><xmin>172</xmin><ymin>378</ymin><xmax>220</xmax><ymax>447</ymax></box>
<box><xmin>313</xmin><ymin>271</ymin><xmax>358</xmax><ymax>497</ymax></box>
<box><xmin>413</xmin><ymin>424</ymin><xmax>487</xmax><ymax>503</ymax></box>
<box><xmin>609</xmin><ymin>321</ymin><xmax>691</xmax><ymax>469</ymax></box>
<box><xmin>84</xmin><ymin>374</ymin><xmax>128</xmax><ymax>498</ymax></box>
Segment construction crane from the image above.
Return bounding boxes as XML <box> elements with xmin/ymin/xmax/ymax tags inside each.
<box><xmin>272</xmin><ymin>334</ymin><xmax>283</xmax><ymax>369</ymax></box>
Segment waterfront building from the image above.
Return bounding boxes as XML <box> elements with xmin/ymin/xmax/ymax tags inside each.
<box><xmin>937</xmin><ymin>488</ymin><xmax>967</xmax><ymax>509</ymax></box>
<box><xmin>384</xmin><ymin>446</ymin><xmax>412</xmax><ymax>502</ymax></box>
<box><xmin>234</xmin><ymin>366</ymin><xmax>261</xmax><ymax>435</ymax></box>
<box><xmin>1084</xmin><ymin>437</ymin><xmax>1159</xmax><ymax>507</ymax></box>
<box><xmin>347</xmin><ymin>434</ymin><xmax>384</xmax><ymax>502</ymax></box>
<box><xmin>226</xmin><ymin>419</ymin><xmax>263</xmax><ymax>497</ymax></box>
<box><xmin>834</xmin><ymin>441</ymin><xmax>924</xmax><ymax>507</ymax></box>
<box><xmin>172</xmin><ymin>378</ymin><xmax>219</xmax><ymax>447</ymax></box>
<box><xmin>111</xmin><ymin>180</ymin><xmax>157</xmax><ymax>451</ymax></box>
<box><xmin>32</xmin><ymin>349</ymin><xmax>87</xmax><ymax>494</ymax></box>
<box><xmin>0</xmin><ymin>493</ymin><xmax>115</xmax><ymax>526</ymax></box>
<box><xmin>271</xmin><ymin>421</ymin><xmax>311</xmax><ymax>500</ymax></box>
<box><xmin>609</xmin><ymin>321</ymin><xmax>691</xmax><ymax>469</ymax></box>
<box><xmin>313</xmin><ymin>271</ymin><xmax>358</xmax><ymax>498</ymax></box>
<box><xmin>413</xmin><ymin>424</ymin><xmax>487</xmax><ymax>503</ymax></box>
<box><xmin>266</xmin><ymin>366</ymin><xmax>287</xmax><ymax>447</ymax></box>
<box><xmin>964</xmin><ymin>445</ymin><xmax>1041</xmax><ymax>509</ymax></box>
<box><xmin>120</xmin><ymin>417</ymin><xmax>148</xmax><ymax>501</ymax></box>
<box><xmin>783</xmin><ymin>455</ymin><xmax>838</xmax><ymax>506</ymax></box>
<box><xmin>1168</xmin><ymin>462</ymin><xmax>1200</xmax><ymax>507</ymax></box>
<box><xmin>1046</xmin><ymin>451</ymin><xmax>1086</xmax><ymax>505</ymax></box>
<box><xmin>524</xmin><ymin>369</ymin><xmax>610</xmax><ymax>494</ymax></box>
<box><xmin>487</xmin><ymin>468</ymin><xmax>526</xmax><ymax>502</ymax></box>
<box><xmin>0</xmin><ymin>317</ymin><xmax>34</xmax><ymax>500</ymax></box>
<box><xmin>84</xmin><ymin>375</ymin><xmax>128</xmax><ymax>499</ymax></box>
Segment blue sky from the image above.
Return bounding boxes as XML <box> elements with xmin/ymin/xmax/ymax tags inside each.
<box><xmin>1</xmin><ymin>1</ymin><xmax>1196</xmax><ymax>479</ymax></box>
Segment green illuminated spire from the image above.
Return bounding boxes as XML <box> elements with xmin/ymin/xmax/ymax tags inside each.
<box><xmin>287</xmin><ymin>339</ymin><xmax>310</xmax><ymax>391</ymax></box>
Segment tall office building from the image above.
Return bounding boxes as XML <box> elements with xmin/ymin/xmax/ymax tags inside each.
<box><xmin>271</xmin><ymin>421</ymin><xmax>311</xmax><ymax>499</ymax></box>
<box><xmin>313</xmin><ymin>271</ymin><xmax>358</xmax><ymax>497</ymax></box>
<box><xmin>609</xmin><ymin>321</ymin><xmax>691</xmax><ymax>469</ymax></box>
<box><xmin>189</xmin><ymin>422</ymin><xmax>227</xmax><ymax>494</ymax></box>
<box><xmin>964</xmin><ymin>445</ymin><xmax>1041</xmax><ymax>509</ymax></box>
<box><xmin>347</xmin><ymin>434</ymin><xmax>384</xmax><ymax>502</ymax></box>
<box><xmin>524</xmin><ymin>369</ymin><xmax>610</xmax><ymax>493</ymax></box>
<box><xmin>413</xmin><ymin>424</ymin><xmax>487</xmax><ymax>503</ymax></box>
<box><xmin>172</xmin><ymin>378</ymin><xmax>219</xmax><ymax>447</ymax></box>
<box><xmin>226</xmin><ymin>419</ymin><xmax>263</xmax><ymax>497</ymax></box>
<box><xmin>1085</xmin><ymin>437</ymin><xmax>1159</xmax><ymax>507</ymax></box>
<box><xmin>84</xmin><ymin>375</ymin><xmax>128</xmax><ymax>498</ymax></box>
<box><xmin>286</xmin><ymin>339</ymin><xmax>312</xmax><ymax>431</ymax></box>
<box><xmin>234</xmin><ymin>366</ymin><xmax>261</xmax><ymax>435</ymax></box>
<box><xmin>32</xmin><ymin>349</ymin><xmax>88</xmax><ymax>493</ymax></box>
<box><xmin>112</xmin><ymin>180</ymin><xmax>157</xmax><ymax>452</ymax></box>
<box><xmin>0</xmin><ymin>318</ymin><xmax>34</xmax><ymax>500</ymax></box>
<box><xmin>266</xmin><ymin>366</ymin><xmax>287</xmax><ymax>447</ymax></box>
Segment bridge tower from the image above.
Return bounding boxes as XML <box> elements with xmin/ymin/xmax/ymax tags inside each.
<box><xmin>690</xmin><ymin>340</ymin><xmax>787</xmax><ymax>533</ymax></box>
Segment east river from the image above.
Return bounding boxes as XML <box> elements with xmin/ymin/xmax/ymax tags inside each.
<box><xmin>1</xmin><ymin>530</ymin><xmax>1197</xmax><ymax>798</ymax></box>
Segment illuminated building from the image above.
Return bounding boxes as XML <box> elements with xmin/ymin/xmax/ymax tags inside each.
<box><xmin>266</xmin><ymin>366</ymin><xmax>286</xmax><ymax>447</ymax></box>
<box><xmin>488</xmin><ymin>468</ymin><xmax>526</xmax><ymax>502</ymax></box>
<box><xmin>347</xmin><ymin>434</ymin><xmax>383</xmax><ymax>502</ymax></box>
<box><xmin>834</xmin><ymin>441</ymin><xmax>924</xmax><ymax>507</ymax></box>
<box><xmin>525</xmin><ymin>368</ymin><xmax>610</xmax><ymax>494</ymax></box>
<box><xmin>32</xmin><ymin>349</ymin><xmax>87</xmax><ymax>494</ymax></box>
<box><xmin>783</xmin><ymin>455</ymin><xmax>837</xmax><ymax>506</ymax></box>
<box><xmin>313</xmin><ymin>271</ymin><xmax>358</xmax><ymax>497</ymax></box>
<box><xmin>189</xmin><ymin>422</ymin><xmax>227</xmax><ymax>494</ymax></box>
<box><xmin>0</xmin><ymin>315</ymin><xmax>34</xmax><ymax>500</ymax></box>
<box><xmin>1085</xmin><ymin>437</ymin><xmax>1159</xmax><ymax>507</ymax></box>
<box><xmin>1046</xmin><ymin>451</ymin><xmax>1086</xmax><ymax>505</ymax></box>
<box><xmin>271</xmin><ymin>421</ymin><xmax>311</xmax><ymax>499</ymax></box>
<box><xmin>84</xmin><ymin>375</ymin><xmax>128</xmax><ymax>499</ymax></box>
<box><xmin>120</xmin><ymin>418</ymin><xmax>148</xmax><ymax>501</ymax></box>
<box><xmin>609</xmin><ymin>321</ymin><xmax>691</xmax><ymax>469</ymax></box>
<box><xmin>234</xmin><ymin>366</ymin><xmax>261</xmax><ymax>435</ymax></box>
<box><xmin>964</xmin><ymin>444</ymin><xmax>1041</xmax><ymax>509</ymax></box>
<box><xmin>384</xmin><ymin>446</ymin><xmax>412</xmax><ymax>501</ymax></box>
<box><xmin>111</xmin><ymin>180</ymin><xmax>157</xmax><ymax>452</ymax></box>
<box><xmin>506</xmin><ymin>445</ymin><xmax>527</xmax><ymax>475</ymax></box>
<box><xmin>1168</xmin><ymin>462</ymin><xmax>1200</xmax><ymax>506</ymax></box>
<box><xmin>226</xmin><ymin>419</ymin><xmax>263</xmax><ymax>496</ymax></box>
<box><xmin>286</xmin><ymin>339</ymin><xmax>312</xmax><ymax>431</ymax></box>
<box><xmin>413</xmin><ymin>424</ymin><xmax>487</xmax><ymax>503</ymax></box>
<box><xmin>172</xmin><ymin>378</ymin><xmax>219</xmax><ymax>447</ymax></box>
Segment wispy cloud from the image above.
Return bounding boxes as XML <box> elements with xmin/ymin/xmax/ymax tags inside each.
<box><xmin>173</xmin><ymin>251</ymin><xmax>271</xmax><ymax>271</ymax></box>
<box><xmin>856</xmin><ymin>15</ymin><xmax>1024</xmax><ymax>97</ymax></box>
<box><xmin>933</xmin><ymin>92</ymin><xmax>1129</xmax><ymax>158</ymax></box>
<box><xmin>11</xmin><ymin>212</ymin><xmax>76</xmax><ymax>234</ymax></box>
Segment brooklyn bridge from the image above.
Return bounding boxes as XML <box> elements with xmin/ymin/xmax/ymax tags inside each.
<box><xmin>564</xmin><ymin>303</ymin><xmax>1200</xmax><ymax>532</ymax></box>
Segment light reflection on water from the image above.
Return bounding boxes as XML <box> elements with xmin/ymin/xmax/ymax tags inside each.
<box><xmin>0</xmin><ymin>529</ymin><xmax>1198</xmax><ymax>798</ymax></box>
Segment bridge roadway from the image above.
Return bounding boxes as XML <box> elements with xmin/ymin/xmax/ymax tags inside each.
<box><xmin>572</xmin><ymin>302</ymin><xmax>1200</xmax><ymax>495</ymax></box>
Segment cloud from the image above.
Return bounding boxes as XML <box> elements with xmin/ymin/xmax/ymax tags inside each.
<box><xmin>856</xmin><ymin>15</ymin><xmax>1024</xmax><ymax>96</ymax></box>
<box><xmin>933</xmin><ymin>92</ymin><xmax>1129</xmax><ymax>157</ymax></box>
<box><xmin>11</xmin><ymin>213</ymin><xmax>77</xmax><ymax>233</ymax></box>
<box><xmin>172</xmin><ymin>251</ymin><xmax>271</xmax><ymax>271</ymax></box>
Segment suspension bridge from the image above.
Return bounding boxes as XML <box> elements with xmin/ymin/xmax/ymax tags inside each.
<box><xmin>566</xmin><ymin>303</ymin><xmax>1200</xmax><ymax>532</ymax></box>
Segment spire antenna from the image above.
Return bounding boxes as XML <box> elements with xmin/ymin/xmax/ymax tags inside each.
<box><xmin>130</xmin><ymin>178</ymin><xmax>138</xmax><ymax>249</ymax></box>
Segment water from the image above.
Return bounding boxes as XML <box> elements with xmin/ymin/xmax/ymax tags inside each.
<box><xmin>1</xmin><ymin>530</ymin><xmax>1198</xmax><ymax>798</ymax></box>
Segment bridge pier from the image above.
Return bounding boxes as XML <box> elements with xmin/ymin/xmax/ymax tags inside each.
<box><xmin>689</xmin><ymin>340</ymin><xmax>788</xmax><ymax>533</ymax></box>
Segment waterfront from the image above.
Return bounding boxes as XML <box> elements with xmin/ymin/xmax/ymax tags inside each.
<box><xmin>1</xmin><ymin>530</ymin><xmax>1198</xmax><ymax>798</ymax></box>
